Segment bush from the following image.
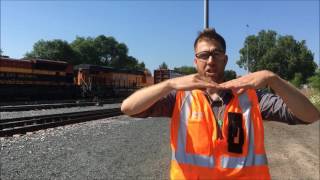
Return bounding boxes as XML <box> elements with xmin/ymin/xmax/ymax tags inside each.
<box><xmin>307</xmin><ymin>89</ymin><xmax>320</xmax><ymax>110</ymax></box>
<box><xmin>308</xmin><ymin>69</ymin><xmax>320</xmax><ymax>91</ymax></box>
<box><xmin>290</xmin><ymin>73</ymin><xmax>303</xmax><ymax>88</ymax></box>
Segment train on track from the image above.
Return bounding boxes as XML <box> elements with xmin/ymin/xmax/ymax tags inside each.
<box><xmin>0</xmin><ymin>56</ymin><xmax>153</xmax><ymax>101</ymax></box>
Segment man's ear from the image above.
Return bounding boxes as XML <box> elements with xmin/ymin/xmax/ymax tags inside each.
<box><xmin>194</xmin><ymin>58</ymin><xmax>198</xmax><ymax>70</ymax></box>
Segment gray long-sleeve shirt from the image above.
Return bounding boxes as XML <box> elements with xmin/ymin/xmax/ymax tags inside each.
<box><xmin>133</xmin><ymin>89</ymin><xmax>305</xmax><ymax>125</ymax></box>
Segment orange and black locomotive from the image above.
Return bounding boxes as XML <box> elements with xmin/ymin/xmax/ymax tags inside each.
<box><xmin>0</xmin><ymin>56</ymin><xmax>153</xmax><ymax>101</ymax></box>
<box><xmin>0</xmin><ymin>56</ymin><xmax>77</xmax><ymax>101</ymax></box>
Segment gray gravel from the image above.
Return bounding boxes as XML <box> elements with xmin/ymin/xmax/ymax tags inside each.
<box><xmin>0</xmin><ymin>103</ymin><xmax>121</xmax><ymax>119</ymax></box>
<box><xmin>1</xmin><ymin>116</ymin><xmax>171</xmax><ymax>180</ymax></box>
<box><xmin>0</xmin><ymin>115</ymin><xmax>319</xmax><ymax>179</ymax></box>
<box><xmin>264</xmin><ymin>120</ymin><xmax>319</xmax><ymax>180</ymax></box>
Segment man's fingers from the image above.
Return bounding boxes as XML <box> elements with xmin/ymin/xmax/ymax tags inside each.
<box><xmin>201</xmin><ymin>82</ymin><xmax>219</xmax><ymax>89</ymax></box>
<box><xmin>219</xmin><ymin>80</ymin><xmax>234</xmax><ymax>88</ymax></box>
<box><xmin>219</xmin><ymin>82</ymin><xmax>237</xmax><ymax>89</ymax></box>
<box><xmin>206</xmin><ymin>81</ymin><xmax>228</xmax><ymax>89</ymax></box>
<box><xmin>220</xmin><ymin>79</ymin><xmax>247</xmax><ymax>89</ymax></box>
<box><xmin>219</xmin><ymin>80</ymin><xmax>252</xmax><ymax>94</ymax></box>
<box><xmin>236</xmin><ymin>88</ymin><xmax>245</xmax><ymax>94</ymax></box>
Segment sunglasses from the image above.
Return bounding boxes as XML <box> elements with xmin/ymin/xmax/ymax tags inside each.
<box><xmin>195</xmin><ymin>49</ymin><xmax>225</xmax><ymax>60</ymax></box>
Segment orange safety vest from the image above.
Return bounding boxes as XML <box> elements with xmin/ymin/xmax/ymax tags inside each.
<box><xmin>170</xmin><ymin>89</ymin><xmax>271</xmax><ymax>179</ymax></box>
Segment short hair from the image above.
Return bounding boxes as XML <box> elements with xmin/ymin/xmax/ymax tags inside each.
<box><xmin>193</xmin><ymin>28</ymin><xmax>226</xmax><ymax>53</ymax></box>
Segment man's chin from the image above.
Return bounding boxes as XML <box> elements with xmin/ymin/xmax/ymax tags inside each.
<box><xmin>203</xmin><ymin>76</ymin><xmax>218</xmax><ymax>83</ymax></box>
<box><xmin>205</xmin><ymin>74</ymin><xmax>223</xmax><ymax>83</ymax></box>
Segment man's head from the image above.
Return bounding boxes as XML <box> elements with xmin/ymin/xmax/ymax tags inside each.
<box><xmin>194</xmin><ymin>28</ymin><xmax>228</xmax><ymax>83</ymax></box>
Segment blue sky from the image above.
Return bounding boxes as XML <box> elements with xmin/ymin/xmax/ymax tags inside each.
<box><xmin>1</xmin><ymin>0</ymin><xmax>319</xmax><ymax>75</ymax></box>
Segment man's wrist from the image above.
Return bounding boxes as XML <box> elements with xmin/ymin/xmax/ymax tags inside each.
<box><xmin>266</xmin><ymin>71</ymin><xmax>279</xmax><ymax>89</ymax></box>
<box><xmin>164</xmin><ymin>79</ymin><xmax>174</xmax><ymax>91</ymax></box>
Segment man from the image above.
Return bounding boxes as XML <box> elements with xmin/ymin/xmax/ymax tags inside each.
<box><xmin>121</xmin><ymin>28</ymin><xmax>319</xmax><ymax>179</ymax></box>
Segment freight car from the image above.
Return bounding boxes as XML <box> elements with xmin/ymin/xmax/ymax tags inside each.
<box><xmin>74</xmin><ymin>64</ymin><xmax>153</xmax><ymax>98</ymax></box>
<box><xmin>0</xmin><ymin>57</ymin><xmax>78</xmax><ymax>101</ymax></box>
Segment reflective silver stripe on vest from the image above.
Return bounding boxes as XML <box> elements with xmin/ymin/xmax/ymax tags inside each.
<box><xmin>172</xmin><ymin>91</ymin><xmax>215</xmax><ymax>168</ymax></box>
<box><xmin>221</xmin><ymin>92</ymin><xmax>267</xmax><ymax>168</ymax></box>
<box><xmin>221</xmin><ymin>154</ymin><xmax>267</xmax><ymax>168</ymax></box>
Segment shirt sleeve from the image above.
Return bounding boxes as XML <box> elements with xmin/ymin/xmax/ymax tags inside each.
<box><xmin>131</xmin><ymin>91</ymin><xmax>176</xmax><ymax>118</ymax></box>
<box><xmin>256</xmin><ymin>90</ymin><xmax>307</xmax><ymax>125</ymax></box>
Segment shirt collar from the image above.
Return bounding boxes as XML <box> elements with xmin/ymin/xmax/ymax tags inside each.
<box><xmin>203</xmin><ymin>89</ymin><xmax>233</xmax><ymax>106</ymax></box>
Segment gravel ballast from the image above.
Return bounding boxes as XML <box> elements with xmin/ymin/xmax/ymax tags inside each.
<box><xmin>0</xmin><ymin>115</ymin><xmax>319</xmax><ymax>179</ymax></box>
<box><xmin>1</xmin><ymin>116</ymin><xmax>171</xmax><ymax>179</ymax></box>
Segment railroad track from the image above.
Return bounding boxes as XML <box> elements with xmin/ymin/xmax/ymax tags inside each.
<box><xmin>0</xmin><ymin>108</ymin><xmax>122</xmax><ymax>136</ymax></box>
<box><xmin>0</xmin><ymin>99</ymin><xmax>80</xmax><ymax>106</ymax></box>
<box><xmin>0</xmin><ymin>98</ymin><xmax>124</xmax><ymax>112</ymax></box>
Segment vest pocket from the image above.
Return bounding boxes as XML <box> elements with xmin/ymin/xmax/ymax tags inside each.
<box><xmin>227</xmin><ymin>112</ymin><xmax>244</xmax><ymax>154</ymax></box>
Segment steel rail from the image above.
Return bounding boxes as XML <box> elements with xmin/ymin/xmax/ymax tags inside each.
<box><xmin>0</xmin><ymin>98</ymin><xmax>123</xmax><ymax>112</ymax></box>
<box><xmin>0</xmin><ymin>108</ymin><xmax>122</xmax><ymax>136</ymax></box>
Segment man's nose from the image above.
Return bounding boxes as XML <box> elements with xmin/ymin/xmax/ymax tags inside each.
<box><xmin>207</xmin><ymin>55</ymin><xmax>215</xmax><ymax>64</ymax></box>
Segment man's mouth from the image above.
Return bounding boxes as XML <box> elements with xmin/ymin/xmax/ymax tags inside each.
<box><xmin>205</xmin><ymin>72</ymin><xmax>215</xmax><ymax>76</ymax></box>
<box><xmin>205</xmin><ymin>70</ymin><xmax>217</xmax><ymax>77</ymax></box>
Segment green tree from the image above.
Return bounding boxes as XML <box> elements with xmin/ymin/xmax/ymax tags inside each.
<box><xmin>25</xmin><ymin>39</ymin><xmax>78</xmax><ymax>64</ymax></box>
<box><xmin>71</xmin><ymin>35</ymin><xmax>144</xmax><ymax>69</ymax></box>
<box><xmin>135</xmin><ymin>61</ymin><xmax>146</xmax><ymax>71</ymax></box>
<box><xmin>26</xmin><ymin>35</ymin><xmax>145</xmax><ymax>69</ymax></box>
<box><xmin>290</xmin><ymin>73</ymin><xmax>303</xmax><ymax>88</ymax></box>
<box><xmin>308</xmin><ymin>69</ymin><xmax>320</xmax><ymax>91</ymax></box>
<box><xmin>70</xmin><ymin>36</ymin><xmax>100</xmax><ymax>65</ymax></box>
<box><xmin>159</xmin><ymin>62</ymin><xmax>168</xmax><ymax>69</ymax></box>
<box><xmin>174</xmin><ymin>66</ymin><xmax>197</xmax><ymax>75</ymax></box>
<box><xmin>237</xmin><ymin>30</ymin><xmax>317</xmax><ymax>83</ymax></box>
<box><xmin>93</xmin><ymin>35</ymin><xmax>118</xmax><ymax>65</ymax></box>
<box><xmin>108</xmin><ymin>43</ymin><xmax>129</xmax><ymax>68</ymax></box>
<box><xmin>224</xmin><ymin>70</ymin><xmax>237</xmax><ymax>81</ymax></box>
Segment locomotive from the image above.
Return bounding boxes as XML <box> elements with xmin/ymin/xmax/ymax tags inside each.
<box><xmin>0</xmin><ymin>56</ymin><xmax>77</xmax><ymax>101</ymax></box>
<box><xmin>0</xmin><ymin>56</ymin><xmax>153</xmax><ymax>101</ymax></box>
<box><xmin>74</xmin><ymin>64</ymin><xmax>153</xmax><ymax>98</ymax></box>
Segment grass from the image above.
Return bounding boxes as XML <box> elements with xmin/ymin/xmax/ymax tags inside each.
<box><xmin>305</xmin><ymin>88</ymin><xmax>320</xmax><ymax>111</ymax></box>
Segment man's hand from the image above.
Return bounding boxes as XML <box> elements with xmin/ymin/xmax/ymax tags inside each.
<box><xmin>121</xmin><ymin>73</ymin><xmax>224</xmax><ymax>116</ymax></box>
<box><xmin>221</xmin><ymin>70</ymin><xmax>319</xmax><ymax>123</ymax></box>
<box><xmin>169</xmin><ymin>73</ymin><xmax>223</xmax><ymax>91</ymax></box>
<box><xmin>220</xmin><ymin>70</ymin><xmax>275</xmax><ymax>94</ymax></box>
